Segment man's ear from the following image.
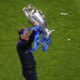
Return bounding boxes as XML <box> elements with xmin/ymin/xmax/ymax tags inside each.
<box><xmin>20</xmin><ymin>34</ymin><xmax>23</xmax><ymax>39</ymax></box>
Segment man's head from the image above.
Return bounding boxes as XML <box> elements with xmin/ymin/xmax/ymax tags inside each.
<box><xmin>18</xmin><ymin>28</ymin><xmax>29</xmax><ymax>40</ymax></box>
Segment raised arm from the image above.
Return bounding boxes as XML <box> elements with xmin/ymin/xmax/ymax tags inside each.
<box><xmin>29</xmin><ymin>30</ymin><xmax>37</xmax><ymax>44</ymax></box>
<box><xmin>29</xmin><ymin>22</ymin><xmax>41</xmax><ymax>43</ymax></box>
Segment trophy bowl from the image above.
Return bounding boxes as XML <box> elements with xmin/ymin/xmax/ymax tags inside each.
<box><xmin>23</xmin><ymin>4</ymin><xmax>47</xmax><ymax>27</ymax></box>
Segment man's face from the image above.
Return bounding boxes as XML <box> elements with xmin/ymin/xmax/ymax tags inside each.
<box><xmin>21</xmin><ymin>32</ymin><xmax>30</xmax><ymax>40</ymax></box>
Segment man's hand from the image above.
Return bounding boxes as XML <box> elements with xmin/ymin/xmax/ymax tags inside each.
<box><xmin>32</xmin><ymin>21</ymin><xmax>39</xmax><ymax>26</ymax></box>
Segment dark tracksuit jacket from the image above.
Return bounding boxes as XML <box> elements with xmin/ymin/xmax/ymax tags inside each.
<box><xmin>16</xmin><ymin>31</ymin><xmax>37</xmax><ymax>80</ymax></box>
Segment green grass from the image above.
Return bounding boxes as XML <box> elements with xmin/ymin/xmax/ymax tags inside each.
<box><xmin>0</xmin><ymin>0</ymin><xmax>80</xmax><ymax>80</ymax></box>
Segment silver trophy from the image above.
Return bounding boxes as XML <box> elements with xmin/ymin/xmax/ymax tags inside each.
<box><xmin>23</xmin><ymin>4</ymin><xmax>55</xmax><ymax>37</ymax></box>
<box><xmin>23</xmin><ymin>4</ymin><xmax>47</xmax><ymax>28</ymax></box>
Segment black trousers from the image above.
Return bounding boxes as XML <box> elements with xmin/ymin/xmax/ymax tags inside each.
<box><xmin>22</xmin><ymin>67</ymin><xmax>37</xmax><ymax>80</ymax></box>
<box><xmin>19</xmin><ymin>52</ymin><xmax>38</xmax><ymax>80</ymax></box>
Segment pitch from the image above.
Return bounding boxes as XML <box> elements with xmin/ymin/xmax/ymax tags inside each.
<box><xmin>0</xmin><ymin>0</ymin><xmax>80</xmax><ymax>80</ymax></box>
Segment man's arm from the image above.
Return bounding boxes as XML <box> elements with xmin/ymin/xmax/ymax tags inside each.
<box><xmin>29</xmin><ymin>21</ymin><xmax>40</xmax><ymax>43</ymax></box>
<box><xmin>29</xmin><ymin>30</ymin><xmax>37</xmax><ymax>44</ymax></box>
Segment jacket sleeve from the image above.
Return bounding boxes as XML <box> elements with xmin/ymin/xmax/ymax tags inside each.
<box><xmin>28</xmin><ymin>25</ymin><xmax>40</xmax><ymax>42</ymax></box>
<box><xmin>29</xmin><ymin>30</ymin><xmax>36</xmax><ymax>44</ymax></box>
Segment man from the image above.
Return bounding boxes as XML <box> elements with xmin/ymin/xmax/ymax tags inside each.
<box><xmin>16</xmin><ymin>22</ymin><xmax>39</xmax><ymax>80</ymax></box>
